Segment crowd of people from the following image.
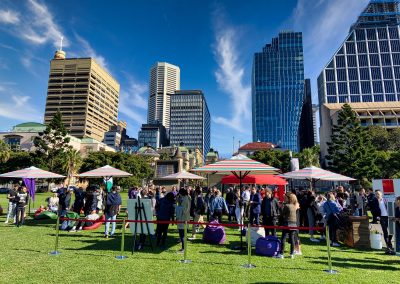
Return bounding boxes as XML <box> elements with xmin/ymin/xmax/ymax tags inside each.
<box><xmin>3</xmin><ymin>182</ymin><xmax>400</xmax><ymax>257</ymax></box>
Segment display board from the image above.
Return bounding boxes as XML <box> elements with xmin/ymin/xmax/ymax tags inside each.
<box><xmin>127</xmin><ymin>198</ymin><xmax>155</xmax><ymax>235</ymax></box>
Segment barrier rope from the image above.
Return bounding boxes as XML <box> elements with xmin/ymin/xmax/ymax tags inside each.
<box><xmin>59</xmin><ymin>217</ymin><xmax>324</xmax><ymax>231</ymax></box>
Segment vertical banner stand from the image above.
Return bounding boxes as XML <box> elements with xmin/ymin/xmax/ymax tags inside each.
<box><xmin>116</xmin><ymin>218</ymin><xmax>127</xmax><ymax>260</ymax></box>
<box><xmin>242</xmin><ymin>223</ymin><xmax>256</xmax><ymax>268</ymax></box>
<box><xmin>323</xmin><ymin>225</ymin><xmax>338</xmax><ymax>274</ymax></box>
<box><xmin>49</xmin><ymin>217</ymin><xmax>61</xmax><ymax>255</ymax></box>
<box><xmin>179</xmin><ymin>221</ymin><xmax>192</xmax><ymax>263</ymax></box>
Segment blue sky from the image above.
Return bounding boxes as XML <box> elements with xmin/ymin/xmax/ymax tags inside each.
<box><xmin>0</xmin><ymin>0</ymin><xmax>369</xmax><ymax>157</ymax></box>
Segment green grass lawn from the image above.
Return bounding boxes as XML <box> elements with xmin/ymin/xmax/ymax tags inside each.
<box><xmin>0</xmin><ymin>192</ymin><xmax>399</xmax><ymax>284</ymax></box>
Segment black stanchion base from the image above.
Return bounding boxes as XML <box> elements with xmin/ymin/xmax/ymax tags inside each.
<box><xmin>49</xmin><ymin>251</ymin><xmax>61</xmax><ymax>256</ymax></box>
<box><xmin>179</xmin><ymin>259</ymin><xmax>192</xmax><ymax>264</ymax></box>
<box><xmin>323</xmin><ymin>269</ymin><xmax>338</xmax><ymax>274</ymax></box>
<box><xmin>115</xmin><ymin>255</ymin><xmax>127</xmax><ymax>260</ymax></box>
<box><xmin>241</xmin><ymin>264</ymin><xmax>256</xmax><ymax>269</ymax></box>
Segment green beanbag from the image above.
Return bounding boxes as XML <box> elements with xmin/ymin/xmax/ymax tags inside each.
<box><xmin>35</xmin><ymin>211</ymin><xmax>58</xmax><ymax>220</ymax></box>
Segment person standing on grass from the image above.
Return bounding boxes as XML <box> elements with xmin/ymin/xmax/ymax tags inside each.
<box><xmin>15</xmin><ymin>186</ymin><xmax>28</xmax><ymax>227</ymax></box>
<box><xmin>261</xmin><ymin>188</ymin><xmax>280</xmax><ymax>236</ymax></box>
<box><xmin>156</xmin><ymin>192</ymin><xmax>175</xmax><ymax>248</ymax></box>
<box><xmin>234</xmin><ymin>188</ymin><xmax>244</xmax><ymax>231</ymax></box>
<box><xmin>306</xmin><ymin>191</ymin><xmax>320</xmax><ymax>243</ymax></box>
<box><xmin>204</xmin><ymin>188</ymin><xmax>214</xmax><ymax>221</ymax></box>
<box><xmin>176</xmin><ymin>187</ymin><xmax>191</xmax><ymax>253</ymax></box>
<box><xmin>225</xmin><ymin>187</ymin><xmax>235</xmax><ymax>222</ymax></box>
<box><xmin>189</xmin><ymin>187</ymin><xmax>205</xmax><ymax>240</ymax></box>
<box><xmin>211</xmin><ymin>189</ymin><xmax>228</xmax><ymax>223</ymax></box>
<box><xmin>249</xmin><ymin>187</ymin><xmax>261</xmax><ymax>225</ymax></box>
<box><xmin>104</xmin><ymin>187</ymin><xmax>122</xmax><ymax>238</ymax></box>
<box><xmin>394</xmin><ymin>196</ymin><xmax>400</xmax><ymax>253</ymax></box>
<box><xmin>5</xmin><ymin>184</ymin><xmax>18</xmax><ymax>224</ymax></box>
<box><xmin>242</xmin><ymin>186</ymin><xmax>251</xmax><ymax>220</ymax></box>
<box><xmin>275</xmin><ymin>193</ymin><xmax>299</xmax><ymax>259</ymax></box>
<box><xmin>373</xmin><ymin>191</ymin><xmax>394</xmax><ymax>252</ymax></box>
<box><xmin>323</xmin><ymin>192</ymin><xmax>342</xmax><ymax>247</ymax></box>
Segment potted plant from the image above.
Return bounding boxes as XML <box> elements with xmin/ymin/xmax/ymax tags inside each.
<box><xmin>370</xmin><ymin>229</ymin><xmax>382</xmax><ymax>250</ymax></box>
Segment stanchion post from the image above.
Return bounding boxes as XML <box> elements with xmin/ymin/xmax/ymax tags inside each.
<box><xmin>323</xmin><ymin>225</ymin><xmax>338</xmax><ymax>274</ymax></box>
<box><xmin>242</xmin><ymin>223</ymin><xmax>256</xmax><ymax>268</ymax></box>
<box><xmin>49</xmin><ymin>217</ymin><xmax>61</xmax><ymax>255</ymax></box>
<box><xmin>179</xmin><ymin>221</ymin><xmax>192</xmax><ymax>263</ymax></box>
<box><xmin>116</xmin><ymin>218</ymin><xmax>127</xmax><ymax>260</ymax></box>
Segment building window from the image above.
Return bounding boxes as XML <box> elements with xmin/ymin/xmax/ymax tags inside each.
<box><xmin>357</xmin><ymin>41</ymin><xmax>367</xmax><ymax>53</ymax></box>
<box><xmin>336</xmin><ymin>56</ymin><xmax>346</xmax><ymax>68</ymax></box>
<box><xmin>349</xmin><ymin>82</ymin><xmax>359</xmax><ymax>94</ymax></box>
<box><xmin>396</xmin><ymin>80</ymin><xmax>400</xmax><ymax>91</ymax></box>
<box><xmin>338</xmin><ymin>82</ymin><xmax>348</xmax><ymax>94</ymax></box>
<box><xmin>389</xmin><ymin>27</ymin><xmax>399</xmax><ymax>39</ymax></box>
<box><xmin>325</xmin><ymin>69</ymin><xmax>335</xmax><ymax>82</ymax></box>
<box><xmin>338</xmin><ymin>96</ymin><xmax>348</xmax><ymax>103</ymax></box>
<box><xmin>380</xmin><ymin>41</ymin><xmax>390</xmax><ymax>53</ymax></box>
<box><xmin>378</xmin><ymin>28</ymin><xmax>388</xmax><ymax>39</ymax></box>
<box><xmin>392</xmin><ymin>53</ymin><xmax>400</xmax><ymax>65</ymax></box>
<box><xmin>382</xmin><ymin>67</ymin><xmax>393</xmax><ymax>79</ymax></box>
<box><xmin>372</xmin><ymin>81</ymin><xmax>383</xmax><ymax>93</ymax></box>
<box><xmin>394</xmin><ymin>67</ymin><xmax>400</xmax><ymax>79</ymax></box>
<box><xmin>356</xmin><ymin>29</ymin><xmax>366</xmax><ymax>41</ymax></box>
<box><xmin>347</xmin><ymin>55</ymin><xmax>357</xmax><ymax>67</ymax></box>
<box><xmin>367</xmin><ymin>29</ymin><xmax>377</xmax><ymax>40</ymax></box>
<box><xmin>371</xmin><ymin>67</ymin><xmax>381</xmax><ymax>80</ymax></box>
<box><xmin>362</xmin><ymin>95</ymin><xmax>373</xmax><ymax>102</ymax></box>
<box><xmin>359</xmin><ymin>68</ymin><xmax>370</xmax><ymax>80</ymax></box>
<box><xmin>391</xmin><ymin>40</ymin><xmax>400</xmax><ymax>52</ymax></box>
<box><xmin>358</xmin><ymin>55</ymin><xmax>369</xmax><ymax>67</ymax></box>
<box><xmin>346</xmin><ymin>42</ymin><xmax>356</xmax><ymax>54</ymax></box>
<box><xmin>327</xmin><ymin>96</ymin><xmax>337</xmax><ymax>103</ymax></box>
<box><xmin>369</xmin><ymin>54</ymin><xmax>380</xmax><ymax>66</ymax></box>
<box><xmin>327</xmin><ymin>83</ymin><xmax>336</xmax><ymax>95</ymax></box>
<box><xmin>348</xmin><ymin>68</ymin><xmax>358</xmax><ymax>80</ymax></box>
<box><xmin>336</xmin><ymin>69</ymin><xmax>347</xmax><ymax>81</ymax></box>
<box><xmin>368</xmin><ymin>41</ymin><xmax>379</xmax><ymax>53</ymax></box>
<box><xmin>350</xmin><ymin>95</ymin><xmax>361</xmax><ymax>102</ymax></box>
<box><xmin>385</xmin><ymin>94</ymin><xmax>396</xmax><ymax>101</ymax></box>
<box><xmin>384</xmin><ymin>80</ymin><xmax>395</xmax><ymax>93</ymax></box>
<box><xmin>381</xmin><ymin>54</ymin><xmax>391</xmax><ymax>66</ymax></box>
<box><xmin>361</xmin><ymin>81</ymin><xmax>371</xmax><ymax>93</ymax></box>
<box><xmin>374</xmin><ymin>94</ymin><xmax>384</xmax><ymax>102</ymax></box>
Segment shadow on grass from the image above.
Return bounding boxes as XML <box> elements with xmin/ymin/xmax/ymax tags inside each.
<box><xmin>307</xmin><ymin>256</ymin><xmax>399</xmax><ymax>271</ymax></box>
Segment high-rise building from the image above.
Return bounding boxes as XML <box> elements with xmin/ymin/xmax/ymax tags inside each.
<box><xmin>147</xmin><ymin>62</ymin><xmax>180</xmax><ymax>129</ymax></box>
<box><xmin>252</xmin><ymin>31</ymin><xmax>305</xmax><ymax>152</ymax></box>
<box><xmin>298</xmin><ymin>79</ymin><xmax>315</xmax><ymax>150</ymax></box>
<box><xmin>318</xmin><ymin>0</ymin><xmax>400</xmax><ymax>158</ymax></box>
<box><xmin>44</xmin><ymin>49</ymin><xmax>120</xmax><ymax>142</ymax></box>
<box><xmin>169</xmin><ymin>90</ymin><xmax>210</xmax><ymax>158</ymax></box>
<box><xmin>138</xmin><ymin>123</ymin><xmax>168</xmax><ymax>149</ymax></box>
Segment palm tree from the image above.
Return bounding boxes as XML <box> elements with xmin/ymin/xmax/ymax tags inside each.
<box><xmin>0</xmin><ymin>140</ymin><xmax>11</xmax><ymax>163</ymax></box>
<box><xmin>62</xmin><ymin>149</ymin><xmax>82</xmax><ymax>185</ymax></box>
<box><xmin>299</xmin><ymin>146</ymin><xmax>320</xmax><ymax>168</ymax></box>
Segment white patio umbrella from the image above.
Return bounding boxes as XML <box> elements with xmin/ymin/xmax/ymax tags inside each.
<box><xmin>78</xmin><ymin>165</ymin><xmax>132</xmax><ymax>192</ymax></box>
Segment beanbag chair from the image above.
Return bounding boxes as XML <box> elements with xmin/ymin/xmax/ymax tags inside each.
<box><xmin>35</xmin><ymin>211</ymin><xmax>58</xmax><ymax>220</ymax></box>
<box><xmin>203</xmin><ymin>220</ymin><xmax>226</xmax><ymax>244</ymax></box>
<box><xmin>255</xmin><ymin>236</ymin><xmax>281</xmax><ymax>257</ymax></box>
<box><xmin>83</xmin><ymin>215</ymin><xmax>105</xmax><ymax>230</ymax></box>
<box><xmin>247</xmin><ymin>226</ymin><xmax>265</xmax><ymax>246</ymax></box>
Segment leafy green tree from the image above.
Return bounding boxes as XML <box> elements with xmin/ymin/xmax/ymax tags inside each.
<box><xmin>34</xmin><ymin>111</ymin><xmax>72</xmax><ymax>173</ymax></box>
<box><xmin>388</xmin><ymin>128</ymin><xmax>400</xmax><ymax>151</ymax></box>
<box><xmin>298</xmin><ymin>145</ymin><xmax>320</xmax><ymax>168</ymax></box>
<box><xmin>0</xmin><ymin>140</ymin><xmax>11</xmax><ymax>163</ymax></box>
<box><xmin>326</xmin><ymin>103</ymin><xmax>379</xmax><ymax>182</ymax></box>
<box><xmin>366</xmin><ymin>125</ymin><xmax>390</xmax><ymax>151</ymax></box>
<box><xmin>80</xmin><ymin>152</ymin><xmax>153</xmax><ymax>188</ymax></box>
<box><xmin>251</xmin><ymin>149</ymin><xmax>292</xmax><ymax>173</ymax></box>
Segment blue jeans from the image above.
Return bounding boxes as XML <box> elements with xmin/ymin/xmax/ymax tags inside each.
<box><xmin>105</xmin><ymin>214</ymin><xmax>116</xmax><ymax>236</ymax></box>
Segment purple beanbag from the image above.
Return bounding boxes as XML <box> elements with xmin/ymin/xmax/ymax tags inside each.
<box><xmin>203</xmin><ymin>220</ymin><xmax>226</xmax><ymax>244</ymax></box>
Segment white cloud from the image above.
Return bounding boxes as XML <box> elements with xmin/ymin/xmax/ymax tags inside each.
<box><xmin>74</xmin><ymin>35</ymin><xmax>108</xmax><ymax>71</ymax></box>
<box><xmin>212</xmin><ymin>22</ymin><xmax>251</xmax><ymax>133</ymax></box>
<box><xmin>0</xmin><ymin>84</ymin><xmax>42</xmax><ymax>121</ymax></box>
<box><xmin>118</xmin><ymin>76</ymin><xmax>148</xmax><ymax>125</ymax></box>
<box><xmin>0</xmin><ymin>10</ymin><xmax>20</xmax><ymax>24</ymax></box>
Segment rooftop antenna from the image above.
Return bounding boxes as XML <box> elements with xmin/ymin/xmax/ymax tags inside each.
<box><xmin>59</xmin><ymin>36</ymin><xmax>64</xmax><ymax>51</ymax></box>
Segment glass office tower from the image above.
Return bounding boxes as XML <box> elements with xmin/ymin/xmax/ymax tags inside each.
<box><xmin>252</xmin><ymin>31</ymin><xmax>305</xmax><ymax>152</ymax></box>
<box><xmin>318</xmin><ymin>0</ymin><xmax>400</xmax><ymax>158</ymax></box>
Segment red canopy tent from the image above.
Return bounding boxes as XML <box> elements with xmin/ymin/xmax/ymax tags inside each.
<box><xmin>221</xmin><ymin>174</ymin><xmax>287</xmax><ymax>202</ymax></box>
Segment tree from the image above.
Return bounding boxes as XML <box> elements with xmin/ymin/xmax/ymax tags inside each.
<box><xmin>62</xmin><ymin>149</ymin><xmax>82</xmax><ymax>185</ymax></box>
<box><xmin>298</xmin><ymin>145</ymin><xmax>320</xmax><ymax>168</ymax></box>
<box><xmin>251</xmin><ymin>149</ymin><xmax>292</xmax><ymax>173</ymax></box>
<box><xmin>388</xmin><ymin>128</ymin><xmax>400</xmax><ymax>151</ymax></box>
<box><xmin>80</xmin><ymin>152</ymin><xmax>154</xmax><ymax>188</ymax></box>
<box><xmin>326</xmin><ymin>104</ymin><xmax>379</xmax><ymax>182</ymax></box>
<box><xmin>366</xmin><ymin>125</ymin><xmax>390</xmax><ymax>151</ymax></box>
<box><xmin>34</xmin><ymin>111</ymin><xmax>72</xmax><ymax>172</ymax></box>
<box><xmin>0</xmin><ymin>140</ymin><xmax>11</xmax><ymax>163</ymax></box>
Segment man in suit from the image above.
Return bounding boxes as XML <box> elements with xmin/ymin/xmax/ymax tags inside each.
<box><xmin>249</xmin><ymin>187</ymin><xmax>261</xmax><ymax>225</ymax></box>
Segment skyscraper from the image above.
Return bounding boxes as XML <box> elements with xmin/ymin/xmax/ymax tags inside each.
<box><xmin>318</xmin><ymin>0</ymin><xmax>400</xmax><ymax>158</ymax></box>
<box><xmin>169</xmin><ymin>90</ymin><xmax>210</xmax><ymax>157</ymax></box>
<box><xmin>252</xmin><ymin>31</ymin><xmax>305</xmax><ymax>152</ymax></box>
<box><xmin>298</xmin><ymin>79</ymin><xmax>315</xmax><ymax>151</ymax></box>
<box><xmin>147</xmin><ymin>62</ymin><xmax>180</xmax><ymax>129</ymax></box>
<box><xmin>44</xmin><ymin>49</ymin><xmax>120</xmax><ymax>142</ymax></box>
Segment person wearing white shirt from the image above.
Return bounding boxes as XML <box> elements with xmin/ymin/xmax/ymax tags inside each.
<box><xmin>375</xmin><ymin>191</ymin><xmax>392</xmax><ymax>250</ymax></box>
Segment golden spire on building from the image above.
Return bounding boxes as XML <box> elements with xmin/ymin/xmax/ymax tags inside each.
<box><xmin>54</xmin><ymin>36</ymin><xmax>66</xmax><ymax>60</ymax></box>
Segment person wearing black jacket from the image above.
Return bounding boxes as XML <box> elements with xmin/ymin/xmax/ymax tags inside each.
<box><xmin>249</xmin><ymin>187</ymin><xmax>261</xmax><ymax>225</ymax></box>
<box><xmin>261</xmin><ymin>189</ymin><xmax>280</xmax><ymax>236</ymax></box>
<box><xmin>189</xmin><ymin>187</ymin><xmax>205</xmax><ymax>240</ymax></box>
<box><xmin>155</xmin><ymin>192</ymin><xmax>175</xmax><ymax>248</ymax></box>
<box><xmin>58</xmin><ymin>187</ymin><xmax>72</xmax><ymax>217</ymax></box>
<box><xmin>15</xmin><ymin>186</ymin><xmax>28</xmax><ymax>227</ymax></box>
<box><xmin>225</xmin><ymin>187</ymin><xmax>235</xmax><ymax>222</ymax></box>
<box><xmin>367</xmin><ymin>188</ymin><xmax>378</xmax><ymax>223</ymax></box>
<box><xmin>306</xmin><ymin>191</ymin><xmax>320</xmax><ymax>242</ymax></box>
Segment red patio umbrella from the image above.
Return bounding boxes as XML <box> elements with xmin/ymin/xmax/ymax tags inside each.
<box><xmin>221</xmin><ymin>174</ymin><xmax>287</xmax><ymax>185</ymax></box>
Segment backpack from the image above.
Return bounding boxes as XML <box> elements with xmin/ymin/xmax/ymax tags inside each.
<box><xmin>256</xmin><ymin>236</ymin><xmax>281</xmax><ymax>257</ymax></box>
